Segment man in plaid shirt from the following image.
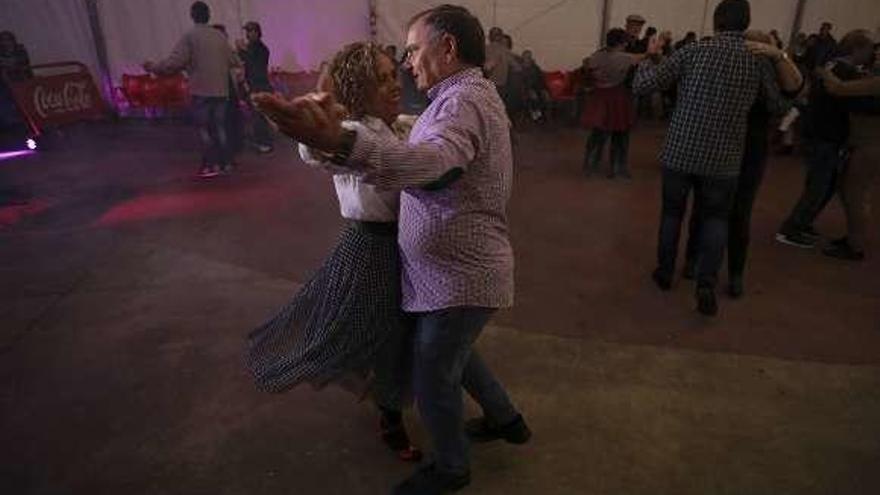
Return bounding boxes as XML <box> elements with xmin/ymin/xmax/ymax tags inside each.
<box><xmin>633</xmin><ymin>0</ymin><xmax>783</xmax><ymax>316</ymax></box>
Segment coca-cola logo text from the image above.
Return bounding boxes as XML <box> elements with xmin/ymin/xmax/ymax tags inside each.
<box><xmin>33</xmin><ymin>81</ymin><xmax>94</xmax><ymax>118</ymax></box>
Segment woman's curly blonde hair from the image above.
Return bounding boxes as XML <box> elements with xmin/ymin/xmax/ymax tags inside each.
<box><xmin>319</xmin><ymin>42</ymin><xmax>386</xmax><ymax>120</ymax></box>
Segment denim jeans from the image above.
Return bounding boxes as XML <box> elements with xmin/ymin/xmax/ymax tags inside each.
<box><xmin>192</xmin><ymin>96</ymin><xmax>231</xmax><ymax>168</ymax></box>
<box><xmin>412</xmin><ymin>306</ymin><xmax>519</xmax><ymax>475</ymax></box>
<box><xmin>247</xmin><ymin>83</ymin><xmax>274</xmax><ymax>147</ymax></box>
<box><xmin>657</xmin><ymin>168</ymin><xmax>738</xmax><ymax>289</ymax></box>
<box><xmin>686</xmin><ymin>134</ymin><xmax>769</xmax><ymax>280</ymax></box>
<box><xmin>780</xmin><ymin>140</ymin><xmax>842</xmax><ymax>234</ymax></box>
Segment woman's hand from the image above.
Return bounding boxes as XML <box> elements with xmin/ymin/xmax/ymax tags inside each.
<box><xmin>746</xmin><ymin>40</ymin><xmax>784</xmax><ymax>62</ymax></box>
<box><xmin>252</xmin><ymin>92</ymin><xmax>347</xmax><ymax>153</ymax></box>
<box><xmin>816</xmin><ymin>67</ymin><xmax>844</xmax><ymax>94</ymax></box>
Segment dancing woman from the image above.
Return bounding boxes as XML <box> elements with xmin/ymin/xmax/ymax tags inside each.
<box><xmin>246</xmin><ymin>42</ymin><xmax>420</xmax><ymax>461</ymax></box>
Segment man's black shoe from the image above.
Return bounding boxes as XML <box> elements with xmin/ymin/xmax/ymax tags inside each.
<box><xmin>392</xmin><ymin>463</ymin><xmax>470</xmax><ymax>495</ymax></box>
<box><xmin>823</xmin><ymin>242</ymin><xmax>865</xmax><ymax>261</ymax></box>
<box><xmin>682</xmin><ymin>263</ymin><xmax>695</xmax><ymax>280</ymax></box>
<box><xmin>465</xmin><ymin>414</ymin><xmax>531</xmax><ymax>444</ymax></box>
<box><xmin>696</xmin><ymin>287</ymin><xmax>718</xmax><ymax>316</ymax></box>
<box><xmin>728</xmin><ymin>277</ymin><xmax>744</xmax><ymax>299</ymax></box>
<box><xmin>652</xmin><ymin>269</ymin><xmax>672</xmax><ymax>291</ymax></box>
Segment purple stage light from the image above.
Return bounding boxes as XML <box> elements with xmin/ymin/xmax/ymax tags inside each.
<box><xmin>0</xmin><ymin>150</ymin><xmax>35</xmax><ymax>161</ymax></box>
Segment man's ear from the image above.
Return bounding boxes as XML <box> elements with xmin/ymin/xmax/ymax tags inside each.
<box><xmin>441</xmin><ymin>32</ymin><xmax>458</xmax><ymax>64</ymax></box>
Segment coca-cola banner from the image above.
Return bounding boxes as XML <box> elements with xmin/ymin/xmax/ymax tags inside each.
<box><xmin>7</xmin><ymin>63</ymin><xmax>106</xmax><ymax>131</ymax></box>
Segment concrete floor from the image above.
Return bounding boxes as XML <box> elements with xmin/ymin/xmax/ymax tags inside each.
<box><xmin>1</xmin><ymin>121</ymin><xmax>878</xmax><ymax>494</ymax></box>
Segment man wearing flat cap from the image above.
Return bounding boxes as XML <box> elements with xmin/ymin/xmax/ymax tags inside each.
<box><xmin>624</xmin><ymin>14</ymin><xmax>647</xmax><ymax>53</ymax></box>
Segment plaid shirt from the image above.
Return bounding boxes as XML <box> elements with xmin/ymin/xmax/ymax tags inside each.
<box><xmin>347</xmin><ymin>68</ymin><xmax>514</xmax><ymax>312</ymax></box>
<box><xmin>633</xmin><ymin>32</ymin><xmax>783</xmax><ymax>177</ymax></box>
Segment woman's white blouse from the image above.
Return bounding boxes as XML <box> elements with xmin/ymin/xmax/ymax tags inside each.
<box><xmin>298</xmin><ymin>115</ymin><xmax>415</xmax><ymax>222</ymax></box>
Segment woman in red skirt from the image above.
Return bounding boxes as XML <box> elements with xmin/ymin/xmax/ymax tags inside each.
<box><xmin>582</xmin><ymin>28</ymin><xmax>639</xmax><ymax>179</ymax></box>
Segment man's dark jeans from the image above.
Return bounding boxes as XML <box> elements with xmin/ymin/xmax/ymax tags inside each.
<box><xmin>192</xmin><ymin>96</ymin><xmax>231</xmax><ymax>168</ymax></box>
<box><xmin>248</xmin><ymin>83</ymin><xmax>274</xmax><ymax>147</ymax></box>
<box><xmin>686</xmin><ymin>136</ymin><xmax>769</xmax><ymax>280</ymax></box>
<box><xmin>657</xmin><ymin>168</ymin><xmax>738</xmax><ymax>289</ymax></box>
<box><xmin>412</xmin><ymin>306</ymin><xmax>519</xmax><ymax>476</ymax></box>
<box><xmin>780</xmin><ymin>140</ymin><xmax>842</xmax><ymax>235</ymax></box>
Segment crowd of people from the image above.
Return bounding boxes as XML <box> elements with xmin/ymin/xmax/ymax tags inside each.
<box><xmin>142</xmin><ymin>2</ymin><xmax>274</xmax><ymax>178</ymax></box>
<box><xmin>243</xmin><ymin>0</ymin><xmax>879</xmax><ymax>493</ymax></box>
<box><xmin>2</xmin><ymin>1</ymin><xmax>877</xmax><ymax>493</ymax></box>
<box><xmin>0</xmin><ymin>30</ymin><xmax>32</xmax><ymax>134</ymax></box>
<box><xmin>571</xmin><ymin>10</ymin><xmax>878</xmax><ymax>319</ymax></box>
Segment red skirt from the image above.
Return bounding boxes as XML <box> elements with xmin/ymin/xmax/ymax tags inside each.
<box><xmin>580</xmin><ymin>86</ymin><xmax>636</xmax><ymax>132</ymax></box>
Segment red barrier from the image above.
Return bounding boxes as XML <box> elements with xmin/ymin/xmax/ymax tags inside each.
<box><xmin>118</xmin><ymin>73</ymin><xmax>190</xmax><ymax>112</ymax></box>
<box><xmin>4</xmin><ymin>62</ymin><xmax>107</xmax><ymax>137</ymax></box>
<box><xmin>544</xmin><ymin>71</ymin><xmax>575</xmax><ymax>101</ymax></box>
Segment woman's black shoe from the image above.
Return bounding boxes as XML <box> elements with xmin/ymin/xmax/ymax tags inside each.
<box><xmin>392</xmin><ymin>463</ymin><xmax>470</xmax><ymax>495</ymax></box>
<box><xmin>380</xmin><ymin>413</ymin><xmax>423</xmax><ymax>462</ymax></box>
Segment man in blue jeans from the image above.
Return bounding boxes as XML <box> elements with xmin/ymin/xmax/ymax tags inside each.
<box><xmin>253</xmin><ymin>6</ymin><xmax>531</xmax><ymax>494</ymax></box>
<box><xmin>144</xmin><ymin>2</ymin><xmax>240</xmax><ymax>177</ymax></box>
<box><xmin>633</xmin><ymin>0</ymin><xmax>782</xmax><ymax>316</ymax></box>
<box><xmin>776</xmin><ymin>43</ymin><xmax>871</xmax><ymax>249</ymax></box>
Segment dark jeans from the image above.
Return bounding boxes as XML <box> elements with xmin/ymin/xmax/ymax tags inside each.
<box><xmin>686</xmin><ymin>137</ymin><xmax>769</xmax><ymax>280</ymax></box>
<box><xmin>658</xmin><ymin>168</ymin><xmax>738</xmax><ymax>289</ymax></box>
<box><xmin>585</xmin><ymin>129</ymin><xmax>630</xmax><ymax>176</ymax></box>
<box><xmin>227</xmin><ymin>97</ymin><xmax>245</xmax><ymax>154</ymax></box>
<box><xmin>412</xmin><ymin>306</ymin><xmax>519</xmax><ymax>475</ymax></box>
<box><xmin>780</xmin><ymin>140</ymin><xmax>842</xmax><ymax>234</ymax></box>
<box><xmin>248</xmin><ymin>83</ymin><xmax>274</xmax><ymax>147</ymax></box>
<box><xmin>192</xmin><ymin>96</ymin><xmax>231</xmax><ymax>168</ymax></box>
<box><xmin>252</xmin><ymin>111</ymin><xmax>273</xmax><ymax>147</ymax></box>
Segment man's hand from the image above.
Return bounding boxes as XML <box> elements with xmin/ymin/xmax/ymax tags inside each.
<box><xmin>252</xmin><ymin>92</ymin><xmax>347</xmax><ymax>153</ymax></box>
<box><xmin>142</xmin><ymin>61</ymin><xmax>156</xmax><ymax>73</ymax></box>
<box><xmin>746</xmin><ymin>40</ymin><xmax>784</xmax><ymax>62</ymax></box>
<box><xmin>235</xmin><ymin>39</ymin><xmax>248</xmax><ymax>52</ymax></box>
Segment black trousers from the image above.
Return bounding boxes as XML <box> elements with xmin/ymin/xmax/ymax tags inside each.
<box><xmin>584</xmin><ymin>129</ymin><xmax>630</xmax><ymax>176</ymax></box>
<box><xmin>780</xmin><ymin>140</ymin><xmax>842</xmax><ymax>235</ymax></box>
<box><xmin>657</xmin><ymin>168</ymin><xmax>738</xmax><ymax>289</ymax></box>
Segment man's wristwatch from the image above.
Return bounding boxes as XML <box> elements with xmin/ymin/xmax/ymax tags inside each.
<box><xmin>330</xmin><ymin>129</ymin><xmax>357</xmax><ymax>165</ymax></box>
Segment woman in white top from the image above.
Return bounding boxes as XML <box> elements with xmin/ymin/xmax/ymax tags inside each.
<box><xmin>246</xmin><ymin>42</ymin><xmax>421</xmax><ymax>461</ymax></box>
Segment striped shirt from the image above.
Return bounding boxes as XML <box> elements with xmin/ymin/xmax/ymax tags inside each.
<box><xmin>346</xmin><ymin>67</ymin><xmax>514</xmax><ymax>312</ymax></box>
<box><xmin>633</xmin><ymin>32</ymin><xmax>782</xmax><ymax>177</ymax></box>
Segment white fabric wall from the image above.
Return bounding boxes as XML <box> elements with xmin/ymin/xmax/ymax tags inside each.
<box><xmin>609</xmin><ymin>0</ymin><xmax>713</xmax><ymax>41</ymax></box>
<box><xmin>801</xmin><ymin>0</ymin><xmax>880</xmax><ymax>40</ymax></box>
<box><xmin>612</xmin><ymin>0</ymin><xmax>800</xmax><ymax>42</ymax></box>
<box><xmin>4</xmin><ymin>0</ymin><xmax>879</xmax><ymax>93</ymax></box>
<box><xmin>98</xmin><ymin>0</ymin><xmax>245</xmax><ymax>85</ymax></box>
<box><xmin>241</xmin><ymin>0</ymin><xmax>369</xmax><ymax>71</ymax></box>
<box><xmin>98</xmin><ymin>0</ymin><xmax>368</xmax><ymax>85</ymax></box>
<box><xmin>0</xmin><ymin>0</ymin><xmax>100</xmax><ymax>79</ymax></box>
<box><xmin>378</xmin><ymin>0</ymin><xmax>879</xmax><ymax>70</ymax></box>
<box><xmin>376</xmin><ymin>0</ymin><xmax>604</xmax><ymax>71</ymax></box>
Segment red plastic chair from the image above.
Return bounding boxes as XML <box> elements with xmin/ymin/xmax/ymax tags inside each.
<box><xmin>157</xmin><ymin>74</ymin><xmax>189</xmax><ymax>108</ymax></box>
<box><xmin>544</xmin><ymin>71</ymin><xmax>576</xmax><ymax>123</ymax></box>
<box><xmin>120</xmin><ymin>74</ymin><xmax>150</xmax><ymax>107</ymax></box>
<box><xmin>544</xmin><ymin>71</ymin><xmax>574</xmax><ymax>101</ymax></box>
